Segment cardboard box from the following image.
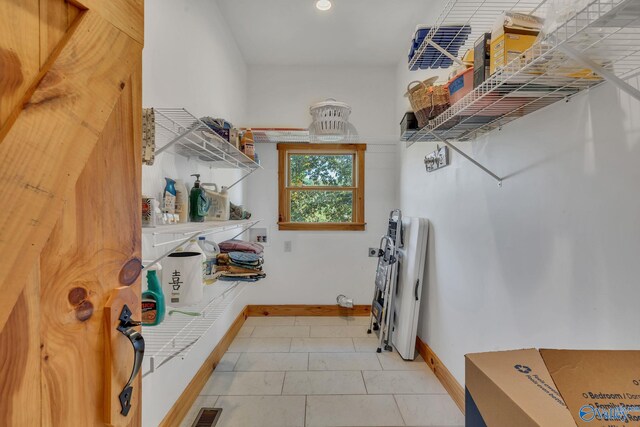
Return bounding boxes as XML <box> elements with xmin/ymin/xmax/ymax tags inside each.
<box><xmin>490</xmin><ymin>31</ymin><xmax>538</xmax><ymax>75</ymax></box>
<box><xmin>466</xmin><ymin>349</ymin><xmax>640</xmax><ymax>427</ymax></box>
<box><xmin>490</xmin><ymin>12</ymin><xmax>543</xmax><ymax>75</ymax></box>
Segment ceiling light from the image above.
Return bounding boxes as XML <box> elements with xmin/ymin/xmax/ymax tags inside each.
<box><xmin>315</xmin><ymin>0</ymin><xmax>332</xmax><ymax>11</ymax></box>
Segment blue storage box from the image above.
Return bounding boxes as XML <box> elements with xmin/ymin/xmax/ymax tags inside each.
<box><xmin>409</xmin><ymin>25</ymin><xmax>472</xmax><ymax>70</ymax></box>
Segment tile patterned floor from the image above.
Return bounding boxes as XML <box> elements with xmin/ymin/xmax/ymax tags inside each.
<box><xmin>180</xmin><ymin>316</ymin><xmax>465</xmax><ymax>427</ymax></box>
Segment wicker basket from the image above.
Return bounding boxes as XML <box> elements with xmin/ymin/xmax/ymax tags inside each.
<box><xmin>427</xmin><ymin>85</ymin><xmax>451</xmax><ymax>120</ymax></box>
<box><xmin>406</xmin><ymin>78</ymin><xmax>450</xmax><ymax>128</ymax></box>
<box><xmin>406</xmin><ymin>79</ymin><xmax>433</xmax><ymax>128</ymax></box>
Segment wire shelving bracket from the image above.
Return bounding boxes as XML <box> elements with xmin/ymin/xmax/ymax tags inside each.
<box><xmin>142</xmin><ymin>280</ymin><xmax>247</xmax><ymax>375</ymax></box>
<box><xmin>151</xmin><ymin>108</ymin><xmax>262</xmax><ymax>189</ymax></box>
<box><xmin>405</xmin><ymin>0</ymin><xmax>640</xmax><ymax>184</ymax></box>
<box><xmin>142</xmin><ymin>219</ymin><xmax>261</xmax><ymax>271</ymax></box>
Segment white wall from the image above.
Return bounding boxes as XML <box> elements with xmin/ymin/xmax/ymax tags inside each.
<box><xmin>142</xmin><ymin>0</ymin><xmax>248</xmax><ymax>207</ymax></box>
<box><xmin>244</xmin><ymin>65</ymin><xmax>400</xmax><ymax>305</ymax></box>
<box><xmin>141</xmin><ymin>1</ymin><xmax>250</xmax><ymax>425</ymax></box>
<box><xmin>397</xmin><ymin>60</ymin><xmax>640</xmax><ymax>385</ymax></box>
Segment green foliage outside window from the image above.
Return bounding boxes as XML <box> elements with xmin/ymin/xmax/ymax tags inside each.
<box><xmin>289</xmin><ymin>154</ymin><xmax>354</xmax><ymax>223</ymax></box>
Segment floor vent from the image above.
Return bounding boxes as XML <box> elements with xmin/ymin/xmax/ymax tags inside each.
<box><xmin>191</xmin><ymin>408</ymin><xmax>222</xmax><ymax>427</ymax></box>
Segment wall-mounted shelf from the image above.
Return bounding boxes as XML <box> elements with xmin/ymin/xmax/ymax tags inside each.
<box><xmin>404</xmin><ymin>0</ymin><xmax>640</xmax><ymax>185</ymax></box>
<box><xmin>409</xmin><ymin>0</ymin><xmax>544</xmax><ymax>72</ymax></box>
<box><xmin>248</xmin><ymin>128</ymin><xmax>310</xmax><ymax>143</ymax></box>
<box><xmin>142</xmin><ymin>281</ymin><xmax>246</xmax><ymax>375</ymax></box>
<box><xmin>143</xmin><ymin>219</ymin><xmax>260</xmax><ymax>239</ymax></box>
<box><xmin>152</xmin><ymin>108</ymin><xmax>262</xmax><ymax>187</ymax></box>
<box><xmin>143</xmin><ymin>219</ymin><xmax>261</xmax><ymax>270</ymax></box>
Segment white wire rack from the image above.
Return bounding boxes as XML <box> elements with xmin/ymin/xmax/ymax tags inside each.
<box><xmin>249</xmin><ymin>128</ymin><xmax>311</xmax><ymax>143</ymax></box>
<box><xmin>143</xmin><ymin>219</ymin><xmax>260</xmax><ymax>242</ymax></box>
<box><xmin>408</xmin><ymin>0</ymin><xmax>546</xmax><ymax>71</ymax></box>
<box><xmin>153</xmin><ymin>108</ymin><xmax>262</xmax><ymax>176</ymax></box>
<box><xmin>405</xmin><ymin>0</ymin><xmax>640</xmax><ymax>149</ymax></box>
<box><xmin>142</xmin><ymin>281</ymin><xmax>246</xmax><ymax>375</ymax></box>
<box><xmin>142</xmin><ymin>219</ymin><xmax>261</xmax><ymax>275</ymax></box>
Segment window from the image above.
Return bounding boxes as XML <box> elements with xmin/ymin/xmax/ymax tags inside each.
<box><xmin>277</xmin><ymin>143</ymin><xmax>366</xmax><ymax>231</ymax></box>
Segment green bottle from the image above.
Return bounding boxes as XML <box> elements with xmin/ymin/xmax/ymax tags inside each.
<box><xmin>141</xmin><ymin>264</ymin><xmax>165</xmax><ymax>326</ymax></box>
<box><xmin>189</xmin><ymin>174</ymin><xmax>210</xmax><ymax>222</ymax></box>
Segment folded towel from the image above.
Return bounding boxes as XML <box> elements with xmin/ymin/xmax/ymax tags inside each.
<box><xmin>216</xmin><ymin>265</ymin><xmax>263</xmax><ymax>274</ymax></box>
<box><xmin>219</xmin><ymin>239</ymin><xmax>264</xmax><ymax>254</ymax></box>
<box><xmin>229</xmin><ymin>251</ymin><xmax>261</xmax><ymax>263</ymax></box>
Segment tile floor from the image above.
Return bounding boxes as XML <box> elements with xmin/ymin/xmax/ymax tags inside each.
<box><xmin>181</xmin><ymin>316</ymin><xmax>464</xmax><ymax>427</ymax></box>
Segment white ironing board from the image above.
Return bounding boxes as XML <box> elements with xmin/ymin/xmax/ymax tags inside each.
<box><xmin>392</xmin><ymin>217</ymin><xmax>429</xmax><ymax>360</ymax></box>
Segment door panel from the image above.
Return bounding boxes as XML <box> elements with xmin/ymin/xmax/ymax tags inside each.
<box><xmin>0</xmin><ymin>6</ymin><xmax>141</xmax><ymax>330</ymax></box>
<box><xmin>40</xmin><ymin>59</ymin><xmax>142</xmax><ymax>426</ymax></box>
<box><xmin>40</xmin><ymin>0</ymin><xmax>78</xmax><ymax>67</ymax></box>
<box><xmin>0</xmin><ymin>0</ymin><xmax>143</xmax><ymax>425</ymax></box>
<box><xmin>0</xmin><ymin>0</ymin><xmax>40</xmax><ymax>127</ymax></box>
<box><xmin>0</xmin><ymin>267</ymin><xmax>41</xmax><ymax>427</ymax></box>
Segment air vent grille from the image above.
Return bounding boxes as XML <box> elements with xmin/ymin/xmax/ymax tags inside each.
<box><xmin>191</xmin><ymin>408</ymin><xmax>221</xmax><ymax>427</ymax></box>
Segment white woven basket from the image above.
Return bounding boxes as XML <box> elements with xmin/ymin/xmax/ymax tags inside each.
<box><xmin>309</xmin><ymin>98</ymin><xmax>352</xmax><ymax>135</ymax></box>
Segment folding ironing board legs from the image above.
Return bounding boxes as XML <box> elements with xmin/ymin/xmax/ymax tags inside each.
<box><xmin>378</xmin><ymin>261</ymin><xmax>397</xmax><ymax>353</ymax></box>
<box><xmin>368</xmin><ymin>211</ymin><xmax>403</xmax><ymax>353</ymax></box>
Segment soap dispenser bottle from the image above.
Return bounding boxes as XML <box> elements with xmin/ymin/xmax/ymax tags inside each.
<box><xmin>141</xmin><ymin>263</ymin><xmax>165</xmax><ymax>326</ymax></box>
<box><xmin>189</xmin><ymin>174</ymin><xmax>209</xmax><ymax>222</ymax></box>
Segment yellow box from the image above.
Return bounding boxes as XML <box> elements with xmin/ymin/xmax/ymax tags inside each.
<box><xmin>490</xmin><ymin>30</ymin><xmax>538</xmax><ymax>75</ymax></box>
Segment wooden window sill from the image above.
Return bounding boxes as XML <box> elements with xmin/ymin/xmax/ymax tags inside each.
<box><xmin>278</xmin><ymin>222</ymin><xmax>366</xmax><ymax>231</ymax></box>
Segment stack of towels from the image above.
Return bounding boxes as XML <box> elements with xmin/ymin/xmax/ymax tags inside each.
<box><xmin>215</xmin><ymin>240</ymin><xmax>265</xmax><ymax>282</ymax></box>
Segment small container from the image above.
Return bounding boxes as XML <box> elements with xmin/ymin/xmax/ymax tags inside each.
<box><xmin>174</xmin><ymin>179</ymin><xmax>189</xmax><ymax>224</ymax></box>
<box><xmin>162</xmin><ymin>251</ymin><xmax>205</xmax><ymax>307</ymax></box>
<box><xmin>400</xmin><ymin>112</ymin><xmax>419</xmax><ymax>138</ymax></box>
<box><xmin>241</xmin><ymin>129</ymin><xmax>255</xmax><ymax>160</ymax></box>
<box><xmin>447</xmin><ymin>67</ymin><xmax>474</xmax><ymax>106</ymax></box>
<box><xmin>142</xmin><ymin>263</ymin><xmax>165</xmax><ymax>326</ymax></box>
<box><xmin>198</xmin><ymin>236</ymin><xmax>220</xmax><ymax>282</ymax></box>
<box><xmin>163</xmin><ymin>177</ymin><xmax>176</xmax><ymax>214</ymax></box>
<box><xmin>142</xmin><ymin>196</ymin><xmax>156</xmax><ymax>227</ymax></box>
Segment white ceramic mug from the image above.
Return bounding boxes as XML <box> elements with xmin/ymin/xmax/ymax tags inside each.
<box><xmin>162</xmin><ymin>251</ymin><xmax>205</xmax><ymax>307</ymax></box>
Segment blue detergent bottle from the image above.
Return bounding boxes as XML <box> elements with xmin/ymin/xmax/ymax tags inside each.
<box><xmin>163</xmin><ymin>177</ymin><xmax>177</xmax><ymax>214</ymax></box>
<box><xmin>141</xmin><ymin>263</ymin><xmax>165</xmax><ymax>326</ymax></box>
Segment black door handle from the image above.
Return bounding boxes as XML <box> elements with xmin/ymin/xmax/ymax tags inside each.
<box><xmin>116</xmin><ymin>304</ymin><xmax>145</xmax><ymax>416</ymax></box>
<box><xmin>414</xmin><ymin>279</ymin><xmax>420</xmax><ymax>301</ymax></box>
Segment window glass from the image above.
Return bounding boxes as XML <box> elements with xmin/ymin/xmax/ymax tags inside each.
<box><xmin>290</xmin><ymin>190</ymin><xmax>353</xmax><ymax>223</ymax></box>
<box><xmin>289</xmin><ymin>154</ymin><xmax>353</xmax><ymax>187</ymax></box>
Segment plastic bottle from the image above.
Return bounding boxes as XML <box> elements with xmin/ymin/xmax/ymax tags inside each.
<box><xmin>218</xmin><ymin>186</ymin><xmax>230</xmax><ymax>220</ymax></box>
<box><xmin>185</xmin><ymin>238</ymin><xmax>207</xmax><ymax>278</ymax></box>
<box><xmin>174</xmin><ymin>179</ymin><xmax>189</xmax><ymax>224</ymax></box>
<box><xmin>241</xmin><ymin>129</ymin><xmax>255</xmax><ymax>160</ymax></box>
<box><xmin>163</xmin><ymin>178</ymin><xmax>176</xmax><ymax>214</ymax></box>
<box><xmin>189</xmin><ymin>174</ymin><xmax>209</xmax><ymax>222</ymax></box>
<box><xmin>141</xmin><ymin>263</ymin><xmax>165</xmax><ymax>326</ymax></box>
<box><xmin>198</xmin><ymin>236</ymin><xmax>220</xmax><ymax>282</ymax></box>
<box><xmin>203</xmin><ymin>184</ymin><xmax>230</xmax><ymax>221</ymax></box>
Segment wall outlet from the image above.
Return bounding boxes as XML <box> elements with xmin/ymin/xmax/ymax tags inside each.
<box><xmin>284</xmin><ymin>241</ymin><xmax>292</xmax><ymax>252</ymax></box>
<box><xmin>368</xmin><ymin>247</ymin><xmax>379</xmax><ymax>257</ymax></box>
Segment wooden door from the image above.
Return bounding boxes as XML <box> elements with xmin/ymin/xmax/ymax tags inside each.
<box><xmin>0</xmin><ymin>0</ymin><xmax>144</xmax><ymax>425</ymax></box>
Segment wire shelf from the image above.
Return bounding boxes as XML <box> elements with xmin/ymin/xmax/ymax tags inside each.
<box><xmin>248</xmin><ymin>128</ymin><xmax>311</xmax><ymax>143</ymax></box>
<box><xmin>142</xmin><ymin>220</ymin><xmax>260</xmax><ymax>277</ymax></box>
<box><xmin>142</xmin><ymin>281</ymin><xmax>247</xmax><ymax>375</ymax></box>
<box><xmin>408</xmin><ymin>0</ymin><xmax>546</xmax><ymax>71</ymax></box>
<box><xmin>153</xmin><ymin>108</ymin><xmax>261</xmax><ymax>172</ymax></box>
<box><xmin>142</xmin><ymin>219</ymin><xmax>260</xmax><ymax>239</ymax></box>
<box><xmin>405</xmin><ymin>0</ymin><xmax>640</xmax><ymax>146</ymax></box>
